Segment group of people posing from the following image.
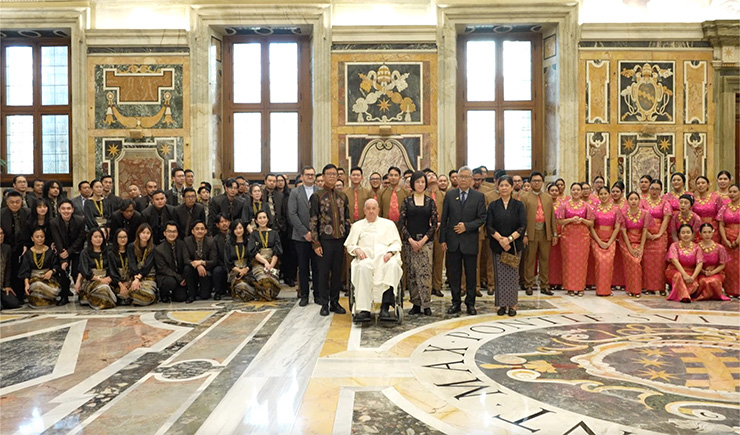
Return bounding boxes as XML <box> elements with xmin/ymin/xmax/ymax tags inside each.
<box><xmin>1</xmin><ymin>165</ymin><xmax>737</xmax><ymax>317</ymax></box>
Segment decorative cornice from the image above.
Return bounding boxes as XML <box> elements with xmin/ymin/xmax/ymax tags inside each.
<box><xmin>580</xmin><ymin>23</ymin><xmax>705</xmax><ymax>41</ymax></box>
<box><xmin>702</xmin><ymin>20</ymin><xmax>740</xmax><ymax>47</ymax></box>
<box><xmin>332</xmin><ymin>25</ymin><xmax>437</xmax><ymax>44</ymax></box>
<box><xmin>85</xmin><ymin>29</ymin><xmax>189</xmax><ymax>47</ymax></box>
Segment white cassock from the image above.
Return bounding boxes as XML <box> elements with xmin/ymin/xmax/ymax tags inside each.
<box><xmin>344</xmin><ymin>217</ymin><xmax>403</xmax><ymax>313</ymax></box>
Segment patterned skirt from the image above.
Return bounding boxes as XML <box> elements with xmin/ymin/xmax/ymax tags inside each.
<box><xmin>247</xmin><ymin>249</ymin><xmax>281</xmax><ymax>301</ymax></box>
<box><xmin>229</xmin><ymin>260</ymin><xmax>257</xmax><ymax>301</ymax></box>
<box><xmin>404</xmin><ymin>241</ymin><xmax>433</xmax><ymax>308</ymax></box>
<box><xmin>619</xmin><ymin>230</ymin><xmax>644</xmax><ymax>295</ymax></box>
<box><xmin>80</xmin><ymin>278</ymin><xmax>117</xmax><ymax>310</ymax></box>
<box><xmin>28</xmin><ymin>269</ymin><xmax>61</xmax><ymax>308</ymax></box>
<box><xmin>493</xmin><ymin>252</ymin><xmax>521</xmax><ymax>307</ymax></box>
<box><xmin>643</xmin><ymin>224</ymin><xmax>668</xmax><ymax>292</ymax></box>
<box><xmin>724</xmin><ymin>226</ymin><xmax>739</xmax><ymax>297</ymax></box>
<box><xmin>590</xmin><ymin>228</ymin><xmax>616</xmax><ymax>296</ymax></box>
<box><xmin>561</xmin><ymin>224</ymin><xmax>591</xmax><ymax>292</ymax></box>
<box><xmin>131</xmin><ymin>276</ymin><xmax>157</xmax><ymax>306</ymax></box>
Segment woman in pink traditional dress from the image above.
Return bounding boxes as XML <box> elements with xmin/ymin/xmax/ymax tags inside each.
<box><xmin>717</xmin><ymin>184</ymin><xmax>740</xmax><ymax>298</ymax></box>
<box><xmin>557</xmin><ymin>183</ymin><xmax>594</xmax><ymax>297</ymax></box>
<box><xmin>611</xmin><ymin>182</ymin><xmax>627</xmax><ymax>290</ymax></box>
<box><xmin>582</xmin><ymin>182</ymin><xmax>597</xmax><ymax>289</ymax></box>
<box><xmin>548</xmin><ymin>183</ymin><xmax>564</xmax><ymax>290</ymax></box>
<box><xmin>696</xmin><ymin>223</ymin><xmax>730</xmax><ymax>301</ymax></box>
<box><xmin>641</xmin><ymin>180</ymin><xmax>672</xmax><ymax>295</ymax></box>
<box><xmin>692</xmin><ymin>176</ymin><xmax>723</xmax><ymax>242</ymax></box>
<box><xmin>666</xmin><ymin>224</ymin><xmax>704</xmax><ymax>303</ymax></box>
<box><xmin>638</xmin><ymin>175</ymin><xmax>652</xmax><ymax>200</ymax></box>
<box><xmin>555</xmin><ymin>178</ymin><xmax>567</xmax><ymax>203</ymax></box>
<box><xmin>619</xmin><ymin>192</ymin><xmax>653</xmax><ymax>298</ymax></box>
<box><xmin>715</xmin><ymin>170</ymin><xmax>732</xmax><ymax>205</ymax></box>
<box><xmin>589</xmin><ymin>186</ymin><xmax>620</xmax><ymax>296</ymax></box>
<box><xmin>663</xmin><ymin>172</ymin><xmax>692</xmax><ymax>215</ymax></box>
<box><xmin>670</xmin><ymin>194</ymin><xmax>702</xmax><ymax>242</ymax></box>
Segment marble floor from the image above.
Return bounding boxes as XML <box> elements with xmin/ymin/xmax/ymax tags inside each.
<box><xmin>1</xmin><ymin>287</ymin><xmax>738</xmax><ymax>434</ymax></box>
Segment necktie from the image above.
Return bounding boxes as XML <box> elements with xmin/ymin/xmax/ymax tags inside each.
<box><xmin>461</xmin><ymin>191</ymin><xmax>467</xmax><ymax>207</ymax></box>
<box><xmin>353</xmin><ymin>190</ymin><xmax>359</xmax><ymax>221</ymax></box>
<box><xmin>171</xmin><ymin>243</ymin><xmax>178</xmax><ymax>270</ymax></box>
<box><xmin>389</xmin><ymin>189</ymin><xmax>400</xmax><ymax>222</ymax></box>
<box><xmin>13</xmin><ymin>213</ymin><xmax>21</xmax><ymax>239</ymax></box>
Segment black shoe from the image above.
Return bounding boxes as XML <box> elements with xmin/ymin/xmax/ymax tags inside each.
<box><xmin>659</xmin><ymin>290</ymin><xmax>666</xmax><ymax>296</ymax></box>
<box><xmin>497</xmin><ymin>306</ymin><xmax>507</xmax><ymax>316</ymax></box>
<box><xmin>330</xmin><ymin>302</ymin><xmax>346</xmax><ymax>314</ymax></box>
<box><xmin>56</xmin><ymin>296</ymin><xmax>69</xmax><ymax>306</ymax></box>
<box><xmin>409</xmin><ymin>305</ymin><xmax>421</xmax><ymax>315</ymax></box>
<box><xmin>423</xmin><ymin>308</ymin><xmax>432</xmax><ymax>316</ymax></box>
<box><xmin>466</xmin><ymin>305</ymin><xmax>477</xmax><ymax>315</ymax></box>
<box><xmin>447</xmin><ymin>304</ymin><xmax>461</xmax><ymax>314</ymax></box>
<box><xmin>432</xmin><ymin>289</ymin><xmax>444</xmax><ymax>297</ymax></box>
<box><xmin>508</xmin><ymin>307</ymin><xmax>517</xmax><ymax>317</ymax></box>
<box><xmin>525</xmin><ymin>288</ymin><xmax>533</xmax><ymax>296</ymax></box>
<box><xmin>379</xmin><ymin>304</ymin><xmax>392</xmax><ymax>320</ymax></box>
<box><xmin>214</xmin><ymin>293</ymin><xmax>221</xmax><ymax>301</ymax></box>
<box><xmin>487</xmin><ymin>288</ymin><xmax>494</xmax><ymax>295</ymax></box>
<box><xmin>160</xmin><ymin>296</ymin><xmax>170</xmax><ymax>303</ymax></box>
<box><xmin>475</xmin><ymin>289</ymin><xmax>483</xmax><ymax>297</ymax></box>
<box><xmin>186</xmin><ymin>297</ymin><xmax>195</xmax><ymax>304</ymax></box>
<box><xmin>320</xmin><ymin>305</ymin><xmax>330</xmax><ymax>316</ymax></box>
<box><xmin>285</xmin><ymin>279</ymin><xmax>295</xmax><ymax>287</ymax></box>
<box><xmin>355</xmin><ymin>311</ymin><xmax>372</xmax><ymax>322</ymax></box>
<box><xmin>541</xmin><ymin>288</ymin><xmax>554</xmax><ymax>295</ymax></box>
<box><xmin>567</xmin><ymin>291</ymin><xmax>575</xmax><ymax>296</ymax></box>
<box><xmin>299</xmin><ymin>297</ymin><xmax>309</xmax><ymax>307</ymax></box>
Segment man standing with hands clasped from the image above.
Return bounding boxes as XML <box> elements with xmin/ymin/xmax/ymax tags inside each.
<box><xmin>439</xmin><ymin>166</ymin><xmax>486</xmax><ymax>315</ymax></box>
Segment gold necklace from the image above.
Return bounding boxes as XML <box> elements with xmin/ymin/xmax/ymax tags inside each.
<box><xmin>646</xmin><ymin>196</ymin><xmax>662</xmax><ymax>208</ymax></box>
<box><xmin>235</xmin><ymin>244</ymin><xmax>245</xmax><ymax>262</ymax></box>
<box><xmin>700</xmin><ymin>241</ymin><xmax>716</xmax><ymax>253</ymax></box>
<box><xmin>679</xmin><ymin>242</ymin><xmax>695</xmax><ymax>255</ymax></box>
<box><xmin>626</xmin><ymin>208</ymin><xmax>642</xmax><ymax>224</ymax></box>
<box><xmin>569</xmin><ymin>199</ymin><xmax>584</xmax><ymax>210</ymax></box>
<box><xmin>94</xmin><ymin>252</ymin><xmax>104</xmax><ymax>270</ymax></box>
<box><xmin>33</xmin><ymin>248</ymin><xmax>45</xmax><ymax>269</ymax></box>
<box><xmin>597</xmin><ymin>202</ymin><xmax>613</xmax><ymax>213</ymax></box>
<box><xmin>695</xmin><ymin>193</ymin><xmax>711</xmax><ymax>206</ymax></box>
<box><xmin>728</xmin><ymin>202</ymin><xmax>740</xmax><ymax>212</ymax></box>
<box><xmin>259</xmin><ymin>230</ymin><xmax>269</xmax><ymax>248</ymax></box>
<box><xmin>119</xmin><ymin>252</ymin><xmax>128</xmax><ymax>272</ymax></box>
<box><xmin>677</xmin><ymin>213</ymin><xmax>693</xmax><ymax>225</ymax></box>
<box><xmin>94</xmin><ymin>199</ymin><xmax>104</xmax><ymax>215</ymax></box>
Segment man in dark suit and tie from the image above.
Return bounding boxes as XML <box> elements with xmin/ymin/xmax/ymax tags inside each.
<box><xmin>439</xmin><ymin>166</ymin><xmax>486</xmax><ymax>315</ymax></box>
<box><xmin>288</xmin><ymin>166</ymin><xmax>320</xmax><ymax>306</ymax></box>
<box><xmin>50</xmin><ymin>199</ymin><xmax>87</xmax><ymax>305</ymax></box>
<box><xmin>72</xmin><ymin>180</ymin><xmax>91</xmax><ymax>218</ymax></box>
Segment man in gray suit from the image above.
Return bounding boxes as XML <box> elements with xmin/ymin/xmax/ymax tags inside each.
<box><xmin>288</xmin><ymin>166</ymin><xmax>320</xmax><ymax>307</ymax></box>
<box><xmin>71</xmin><ymin>180</ymin><xmax>91</xmax><ymax>218</ymax></box>
<box><xmin>439</xmin><ymin>166</ymin><xmax>486</xmax><ymax>315</ymax></box>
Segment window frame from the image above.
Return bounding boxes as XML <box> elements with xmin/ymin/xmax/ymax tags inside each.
<box><xmin>223</xmin><ymin>33</ymin><xmax>312</xmax><ymax>179</ymax></box>
<box><xmin>456</xmin><ymin>32</ymin><xmax>543</xmax><ymax>175</ymax></box>
<box><xmin>0</xmin><ymin>37</ymin><xmax>72</xmax><ymax>184</ymax></box>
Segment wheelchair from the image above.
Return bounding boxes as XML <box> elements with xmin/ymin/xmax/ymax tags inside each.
<box><xmin>348</xmin><ymin>279</ymin><xmax>404</xmax><ymax>325</ymax></box>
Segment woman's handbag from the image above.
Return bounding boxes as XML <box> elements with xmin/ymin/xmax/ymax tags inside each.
<box><xmin>500</xmin><ymin>240</ymin><xmax>520</xmax><ymax>268</ymax></box>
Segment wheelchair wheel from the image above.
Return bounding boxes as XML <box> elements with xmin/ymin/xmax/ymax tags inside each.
<box><xmin>395</xmin><ymin>282</ymin><xmax>404</xmax><ymax>324</ymax></box>
<box><xmin>348</xmin><ymin>282</ymin><xmax>356</xmax><ymax>320</ymax></box>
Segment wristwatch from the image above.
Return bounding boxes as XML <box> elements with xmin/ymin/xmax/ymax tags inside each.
<box><xmin>508</xmin><ymin>236</ymin><xmax>514</xmax><ymax>242</ymax></box>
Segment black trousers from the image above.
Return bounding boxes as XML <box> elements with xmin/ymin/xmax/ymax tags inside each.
<box><xmin>280</xmin><ymin>230</ymin><xmax>297</xmax><ymax>282</ymax></box>
<box><xmin>157</xmin><ymin>276</ymin><xmax>188</xmax><ymax>302</ymax></box>
<box><xmin>447</xmin><ymin>249</ymin><xmax>478</xmax><ymax>307</ymax></box>
<box><xmin>184</xmin><ymin>266</ymin><xmax>213</xmax><ymax>299</ymax></box>
<box><xmin>10</xmin><ymin>251</ymin><xmax>24</xmax><ymax>304</ymax></box>
<box><xmin>1</xmin><ymin>291</ymin><xmax>21</xmax><ymax>310</ymax></box>
<box><xmin>212</xmin><ymin>266</ymin><xmax>227</xmax><ymax>296</ymax></box>
<box><xmin>317</xmin><ymin>238</ymin><xmax>344</xmax><ymax>306</ymax></box>
<box><xmin>295</xmin><ymin>240</ymin><xmax>319</xmax><ymax>300</ymax></box>
<box><xmin>58</xmin><ymin>254</ymin><xmax>80</xmax><ymax>299</ymax></box>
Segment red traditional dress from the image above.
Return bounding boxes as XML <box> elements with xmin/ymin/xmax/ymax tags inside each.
<box><xmin>716</xmin><ymin>191</ymin><xmax>731</xmax><ymax>206</ymax></box>
<box><xmin>590</xmin><ymin>202</ymin><xmax>620</xmax><ymax>296</ymax></box>
<box><xmin>663</xmin><ymin>191</ymin><xmax>693</xmax><ymax>216</ymax></box>
<box><xmin>619</xmin><ymin>208</ymin><xmax>654</xmax><ymax>296</ymax></box>
<box><xmin>716</xmin><ymin>202</ymin><xmax>740</xmax><ymax>297</ymax></box>
<box><xmin>585</xmin><ymin>200</ymin><xmax>597</xmax><ymax>289</ymax></box>
<box><xmin>665</xmin><ymin>242</ymin><xmax>704</xmax><ymax>303</ymax></box>
<box><xmin>641</xmin><ymin>196</ymin><xmax>672</xmax><ymax>293</ymax></box>
<box><xmin>612</xmin><ymin>198</ymin><xmax>628</xmax><ymax>288</ymax></box>
<box><xmin>692</xmin><ymin>192</ymin><xmax>723</xmax><ymax>242</ymax></box>
<box><xmin>548</xmin><ymin>196</ymin><xmax>566</xmax><ymax>288</ymax></box>
<box><xmin>696</xmin><ymin>242</ymin><xmax>730</xmax><ymax>301</ymax></box>
<box><xmin>557</xmin><ymin>199</ymin><xmax>594</xmax><ymax>292</ymax></box>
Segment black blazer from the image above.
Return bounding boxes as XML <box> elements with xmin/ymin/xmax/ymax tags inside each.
<box><xmin>49</xmin><ymin>215</ymin><xmax>87</xmax><ymax>259</ymax></box>
<box><xmin>0</xmin><ymin>207</ymin><xmax>30</xmax><ymax>253</ymax></box>
<box><xmin>174</xmin><ymin>203</ymin><xmax>206</xmax><ymax>239</ymax></box>
<box><xmin>486</xmin><ymin>198</ymin><xmax>527</xmax><ymax>255</ymax></box>
<box><xmin>241</xmin><ymin>198</ymin><xmax>274</xmax><ymax>229</ymax></box>
<box><xmin>439</xmin><ymin>188</ymin><xmax>486</xmax><ymax>255</ymax></box>
<box><xmin>134</xmin><ymin>195</ymin><xmax>151</xmax><ymax>213</ymax></box>
<box><xmin>109</xmin><ymin>210</ymin><xmax>143</xmax><ymax>242</ymax></box>
<box><xmin>209</xmin><ymin>195</ymin><xmax>245</xmax><ymax>233</ymax></box>
<box><xmin>154</xmin><ymin>239</ymin><xmax>187</xmax><ymax>283</ymax></box>
<box><xmin>83</xmin><ymin>198</ymin><xmax>113</xmax><ymax>230</ymax></box>
<box><xmin>1</xmin><ymin>244</ymin><xmax>11</xmax><ymax>288</ymax></box>
<box><xmin>183</xmin><ymin>235</ymin><xmax>218</xmax><ymax>270</ymax></box>
<box><xmin>166</xmin><ymin>187</ymin><xmax>184</xmax><ymax>207</ymax></box>
<box><xmin>141</xmin><ymin>204</ymin><xmax>175</xmax><ymax>245</ymax></box>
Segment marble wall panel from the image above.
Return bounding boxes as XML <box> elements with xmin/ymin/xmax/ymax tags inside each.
<box><xmin>618</xmin><ymin>61</ymin><xmax>675</xmax><ymax>124</ymax></box>
<box><xmin>684</xmin><ymin>132</ymin><xmax>707</xmax><ymax>191</ymax></box>
<box><xmin>617</xmin><ymin>133</ymin><xmax>675</xmax><ymax>190</ymax></box>
<box><xmin>343</xmin><ymin>135</ymin><xmax>424</xmax><ymax>177</ymax></box>
<box><xmin>586</xmin><ymin>60</ymin><xmax>609</xmax><ymax>124</ymax></box>
<box><xmin>586</xmin><ymin>132</ymin><xmax>609</xmax><ymax>182</ymax></box>
<box><xmin>345</xmin><ymin>63</ymin><xmax>423</xmax><ymax>125</ymax></box>
<box><xmin>684</xmin><ymin>60</ymin><xmax>708</xmax><ymax>124</ymax></box>
<box><xmin>95</xmin><ymin>137</ymin><xmax>183</xmax><ymax>197</ymax></box>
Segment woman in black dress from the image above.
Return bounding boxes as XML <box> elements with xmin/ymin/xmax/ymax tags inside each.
<box><xmin>486</xmin><ymin>176</ymin><xmax>527</xmax><ymax>317</ymax></box>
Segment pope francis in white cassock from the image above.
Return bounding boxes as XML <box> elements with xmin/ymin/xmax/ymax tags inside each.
<box><xmin>344</xmin><ymin>199</ymin><xmax>403</xmax><ymax>320</ymax></box>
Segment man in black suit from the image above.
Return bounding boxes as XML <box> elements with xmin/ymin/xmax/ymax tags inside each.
<box><xmin>154</xmin><ymin>221</ymin><xmax>188</xmax><ymax>302</ymax></box>
<box><xmin>209</xmin><ymin>178</ymin><xmax>244</xmax><ymax>234</ymax></box>
<box><xmin>183</xmin><ymin>220</ymin><xmax>217</xmax><ymax>302</ymax></box>
<box><xmin>439</xmin><ymin>166</ymin><xmax>486</xmax><ymax>315</ymax></box>
<box><xmin>110</xmin><ymin>199</ymin><xmax>143</xmax><ymax>242</ymax></box>
<box><xmin>174</xmin><ymin>188</ymin><xmax>205</xmax><ymax>239</ymax></box>
<box><xmin>166</xmin><ymin>167</ymin><xmax>186</xmax><ymax>206</ymax></box>
<box><xmin>101</xmin><ymin>175</ymin><xmax>123</xmax><ymax>211</ymax></box>
<box><xmin>210</xmin><ymin>214</ymin><xmax>231</xmax><ymax>300</ymax></box>
<box><xmin>49</xmin><ymin>199</ymin><xmax>87</xmax><ymax>305</ymax></box>
<box><xmin>1</xmin><ymin>191</ymin><xmax>30</xmax><ymax>302</ymax></box>
<box><xmin>135</xmin><ymin>180</ymin><xmax>158</xmax><ymax>212</ymax></box>
<box><xmin>141</xmin><ymin>190</ymin><xmax>175</xmax><ymax>245</ymax></box>
<box><xmin>72</xmin><ymin>180</ymin><xmax>91</xmax><ymax>217</ymax></box>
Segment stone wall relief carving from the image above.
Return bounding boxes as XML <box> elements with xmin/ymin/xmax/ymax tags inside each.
<box><xmin>684</xmin><ymin>132</ymin><xmax>707</xmax><ymax>191</ymax></box>
<box><xmin>586</xmin><ymin>132</ymin><xmax>609</xmax><ymax>182</ymax></box>
<box><xmin>617</xmin><ymin>133</ymin><xmax>675</xmax><ymax>191</ymax></box>
<box><xmin>683</xmin><ymin>60</ymin><xmax>708</xmax><ymax>124</ymax></box>
<box><xmin>619</xmin><ymin>61</ymin><xmax>675</xmax><ymax>124</ymax></box>
<box><xmin>345</xmin><ymin>63</ymin><xmax>422</xmax><ymax>125</ymax></box>
<box><xmin>586</xmin><ymin>60</ymin><xmax>609</xmax><ymax>124</ymax></box>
